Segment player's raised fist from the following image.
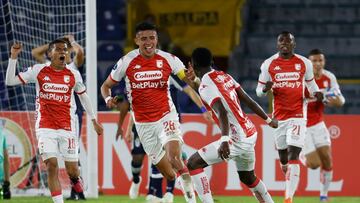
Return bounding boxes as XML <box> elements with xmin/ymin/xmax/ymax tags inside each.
<box><xmin>11</xmin><ymin>42</ymin><xmax>23</xmax><ymax>59</ymax></box>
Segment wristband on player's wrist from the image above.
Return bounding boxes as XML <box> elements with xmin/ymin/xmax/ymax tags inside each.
<box><xmin>104</xmin><ymin>96</ymin><xmax>112</xmax><ymax>104</ymax></box>
<box><xmin>200</xmin><ymin>106</ymin><xmax>207</xmax><ymax>113</ymax></box>
<box><xmin>220</xmin><ymin>135</ymin><xmax>230</xmax><ymax>142</ymax></box>
<box><xmin>265</xmin><ymin>117</ymin><xmax>272</xmax><ymax>124</ymax></box>
<box><xmin>194</xmin><ymin>77</ymin><xmax>201</xmax><ymax>84</ymax></box>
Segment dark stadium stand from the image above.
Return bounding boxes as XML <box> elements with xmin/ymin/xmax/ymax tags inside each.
<box><xmin>229</xmin><ymin>0</ymin><xmax>360</xmax><ymax>114</ymax></box>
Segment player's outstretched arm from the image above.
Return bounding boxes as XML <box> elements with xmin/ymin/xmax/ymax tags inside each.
<box><xmin>116</xmin><ymin>100</ymin><xmax>130</xmax><ymax>140</ymax></box>
<box><xmin>182</xmin><ymin>86</ymin><xmax>213</xmax><ymax>122</ymax></box>
<box><xmin>211</xmin><ymin>100</ymin><xmax>230</xmax><ymax>160</ymax></box>
<box><xmin>6</xmin><ymin>43</ymin><xmax>24</xmax><ymax>86</ymax></box>
<box><xmin>78</xmin><ymin>92</ymin><xmax>103</xmax><ymax>136</ymax></box>
<box><xmin>236</xmin><ymin>87</ymin><xmax>278</xmax><ymax>128</ymax></box>
<box><xmin>124</xmin><ymin>114</ymin><xmax>134</xmax><ymax>143</ymax></box>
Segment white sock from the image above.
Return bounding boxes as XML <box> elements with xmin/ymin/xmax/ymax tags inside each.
<box><xmin>178</xmin><ymin>171</ymin><xmax>197</xmax><ymax>203</ymax></box>
<box><xmin>285</xmin><ymin>161</ymin><xmax>300</xmax><ymax>200</ymax></box>
<box><xmin>190</xmin><ymin>168</ymin><xmax>214</xmax><ymax>203</ymax></box>
<box><xmin>51</xmin><ymin>194</ymin><xmax>63</xmax><ymax>203</ymax></box>
<box><xmin>248</xmin><ymin>178</ymin><xmax>274</xmax><ymax>203</ymax></box>
<box><xmin>320</xmin><ymin>169</ymin><xmax>333</xmax><ymax>197</ymax></box>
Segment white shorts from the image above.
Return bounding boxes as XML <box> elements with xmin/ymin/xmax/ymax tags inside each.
<box><xmin>274</xmin><ymin>118</ymin><xmax>307</xmax><ymax>150</ymax></box>
<box><xmin>36</xmin><ymin>128</ymin><xmax>79</xmax><ymax>162</ymax></box>
<box><xmin>303</xmin><ymin>121</ymin><xmax>331</xmax><ymax>154</ymax></box>
<box><xmin>198</xmin><ymin>133</ymin><xmax>257</xmax><ymax>171</ymax></box>
<box><xmin>135</xmin><ymin>111</ymin><xmax>183</xmax><ymax>165</ymax></box>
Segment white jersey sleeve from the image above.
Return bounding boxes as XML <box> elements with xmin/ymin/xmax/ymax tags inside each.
<box><xmin>256</xmin><ymin>61</ymin><xmax>271</xmax><ymax>97</ymax></box>
<box><xmin>303</xmin><ymin>58</ymin><xmax>319</xmax><ymax>94</ymax></box>
<box><xmin>199</xmin><ymin>77</ymin><xmax>221</xmax><ymax>107</ymax></box>
<box><xmin>71</xmin><ymin>69</ymin><xmax>86</xmax><ymax>94</ymax></box>
<box><xmin>19</xmin><ymin>64</ymin><xmax>44</xmax><ymax>84</ymax></box>
<box><xmin>110</xmin><ymin>57</ymin><xmax>127</xmax><ymax>82</ymax></box>
<box><xmin>158</xmin><ymin>50</ymin><xmax>185</xmax><ymax>75</ymax></box>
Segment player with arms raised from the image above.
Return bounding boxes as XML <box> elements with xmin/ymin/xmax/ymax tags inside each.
<box><xmin>5</xmin><ymin>40</ymin><xmax>103</xmax><ymax>203</ymax></box>
<box><xmin>101</xmin><ymin>22</ymin><xmax>211</xmax><ymax>203</ymax></box>
<box><xmin>256</xmin><ymin>32</ymin><xmax>323</xmax><ymax>203</ymax></box>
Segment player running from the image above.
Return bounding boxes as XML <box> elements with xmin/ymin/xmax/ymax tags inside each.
<box><xmin>101</xmin><ymin>21</ymin><xmax>211</xmax><ymax>203</ymax></box>
<box><xmin>185</xmin><ymin>47</ymin><xmax>277</xmax><ymax>203</ymax></box>
<box><xmin>256</xmin><ymin>31</ymin><xmax>323</xmax><ymax>203</ymax></box>
<box><xmin>301</xmin><ymin>49</ymin><xmax>345</xmax><ymax>202</ymax></box>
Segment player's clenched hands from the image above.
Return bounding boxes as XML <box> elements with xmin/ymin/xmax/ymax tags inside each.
<box><xmin>313</xmin><ymin>92</ymin><xmax>324</xmax><ymax>102</ymax></box>
<box><xmin>11</xmin><ymin>42</ymin><xmax>23</xmax><ymax>59</ymax></box>
<box><xmin>268</xmin><ymin>118</ymin><xmax>278</xmax><ymax>128</ymax></box>
<box><xmin>262</xmin><ymin>81</ymin><xmax>274</xmax><ymax>93</ymax></box>
<box><xmin>218</xmin><ymin>138</ymin><xmax>230</xmax><ymax>160</ymax></box>
<box><xmin>92</xmin><ymin>119</ymin><xmax>104</xmax><ymax>136</ymax></box>
<box><xmin>185</xmin><ymin>62</ymin><xmax>196</xmax><ymax>81</ymax></box>
<box><xmin>105</xmin><ymin>97</ymin><xmax>119</xmax><ymax>109</ymax></box>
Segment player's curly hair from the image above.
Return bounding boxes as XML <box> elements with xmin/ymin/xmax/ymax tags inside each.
<box><xmin>191</xmin><ymin>47</ymin><xmax>213</xmax><ymax>69</ymax></box>
<box><xmin>308</xmin><ymin>48</ymin><xmax>324</xmax><ymax>56</ymax></box>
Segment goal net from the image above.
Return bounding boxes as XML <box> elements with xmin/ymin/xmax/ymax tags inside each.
<box><xmin>0</xmin><ymin>0</ymin><xmax>92</xmax><ymax>197</ymax></box>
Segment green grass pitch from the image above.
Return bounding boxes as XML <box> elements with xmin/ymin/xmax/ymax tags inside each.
<box><xmin>3</xmin><ymin>195</ymin><xmax>360</xmax><ymax>203</ymax></box>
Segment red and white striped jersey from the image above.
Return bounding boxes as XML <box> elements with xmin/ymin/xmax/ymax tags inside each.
<box><xmin>258</xmin><ymin>53</ymin><xmax>315</xmax><ymax>121</ymax></box>
<box><xmin>18</xmin><ymin>64</ymin><xmax>86</xmax><ymax>132</ymax></box>
<box><xmin>307</xmin><ymin>69</ymin><xmax>340</xmax><ymax>127</ymax></box>
<box><xmin>199</xmin><ymin>70</ymin><xmax>257</xmax><ymax>138</ymax></box>
<box><xmin>110</xmin><ymin>49</ymin><xmax>184</xmax><ymax>123</ymax></box>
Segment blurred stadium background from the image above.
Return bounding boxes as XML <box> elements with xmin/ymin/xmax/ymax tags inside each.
<box><xmin>0</xmin><ymin>0</ymin><xmax>360</xmax><ymax>202</ymax></box>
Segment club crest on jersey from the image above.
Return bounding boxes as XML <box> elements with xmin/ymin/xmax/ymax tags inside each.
<box><xmin>156</xmin><ymin>60</ymin><xmax>163</xmax><ymax>68</ymax></box>
<box><xmin>64</xmin><ymin>75</ymin><xmax>70</xmax><ymax>83</ymax></box>
<box><xmin>295</xmin><ymin>64</ymin><xmax>301</xmax><ymax>70</ymax></box>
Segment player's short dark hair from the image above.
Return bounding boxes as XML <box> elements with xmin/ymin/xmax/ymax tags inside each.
<box><xmin>279</xmin><ymin>31</ymin><xmax>293</xmax><ymax>36</ymax></box>
<box><xmin>48</xmin><ymin>38</ymin><xmax>70</xmax><ymax>52</ymax></box>
<box><xmin>135</xmin><ymin>21</ymin><xmax>157</xmax><ymax>34</ymax></box>
<box><xmin>191</xmin><ymin>47</ymin><xmax>213</xmax><ymax>68</ymax></box>
<box><xmin>308</xmin><ymin>48</ymin><xmax>324</xmax><ymax>56</ymax></box>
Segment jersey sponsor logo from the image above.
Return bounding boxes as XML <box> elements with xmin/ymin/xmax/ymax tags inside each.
<box><xmin>275</xmin><ymin>72</ymin><xmax>300</xmax><ymax>81</ymax></box>
<box><xmin>131</xmin><ymin>80</ymin><xmax>167</xmax><ymax>89</ymax></box>
<box><xmin>273</xmin><ymin>81</ymin><xmax>302</xmax><ymax>88</ymax></box>
<box><xmin>42</xmin><ymin>83</ymin><xmax>69</xmax><ymax>93</ymax></box>
<box><xmin>134</xmin><ymin>70</ymin><xmax>163</xmax><ymax>81</ymax></box>
<box><xmin>39</xmin><ymin>92</ymin><xmax>70</xmax><ymax>102</ymax></box>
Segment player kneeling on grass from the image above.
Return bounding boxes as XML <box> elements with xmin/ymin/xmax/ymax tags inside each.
<box><xmin>5</xmin><ymin>40</ymin><xmax>103</xmax><ymax>203</ymax></box>
<box><xmin>185</xmin><ymin>47</ymin><xmax>277</xmax><ymax>203</ymax></box>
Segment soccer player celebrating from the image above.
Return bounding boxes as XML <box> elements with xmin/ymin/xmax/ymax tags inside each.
<box><xmin>101</xmin><ymin>22</ymin><xmax>210</xmax><ymax>203</ymax></box>
<box><xmin>32</xmin><ymin>34</ymin><xmax>86</xmax><ymax>200</ymax></box>
<box><xmin>256</xmin><ymin>31</ymin><xmax>323</xmax><ymax>203</ymax></box>
<box><xmin>5</xmin><ymin>40</ymin><xmax>103</xmax><ymax>203</ymax></box>
<box><xmin>116</xmin><ymin>75</ymin><xmax>213</xmax><ymax>203</ymax></box>
<box><xmin>302</xmin><ymin>49</ymin><xmax>345</xmax><ymax>202</ymax></box>
<box><xmin>185</xmin><ymin>47</ymin><xmax>277</xmax><ymax>203</ymax></box>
